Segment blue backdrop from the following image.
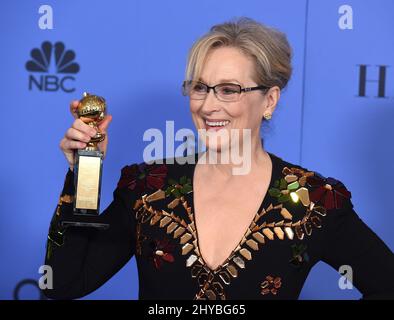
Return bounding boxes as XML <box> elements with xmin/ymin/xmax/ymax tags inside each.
<box><xmin>0</xmin><ymin>0</ymin><xmax>393</xmax><ymax>299</ymax></box>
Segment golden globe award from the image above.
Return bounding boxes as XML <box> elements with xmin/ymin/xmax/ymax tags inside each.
<box><xmin>62</xmin><ymin>92</ymin><xmax>109</xmax><ymax>229</ymax></box>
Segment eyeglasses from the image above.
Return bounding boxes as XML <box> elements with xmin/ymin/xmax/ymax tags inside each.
<box><xmin>182</xmin><ymin>80</ymin><xmax>270</xmax><ymax>102</ymax></box>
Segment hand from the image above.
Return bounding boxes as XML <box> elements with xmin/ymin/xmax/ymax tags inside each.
<box><xmin>59</xmin><ymin>100</ymin><xmax>112</xmax><ymax>171</ymax></box>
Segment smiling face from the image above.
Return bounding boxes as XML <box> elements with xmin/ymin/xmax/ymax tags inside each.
<box><xmin>189</xmin><ymin>46</ymin><xmax>279</xmax><ymax>153</ymax></box>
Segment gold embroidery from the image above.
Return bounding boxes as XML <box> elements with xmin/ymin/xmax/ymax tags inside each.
<box><xmin>261</xmin><ymin>275</ymin><xmax>282</xmax><ymax>295</ymax></box>
<box><xmin>146</xmin><ymin>189</ymin><xmax>166</xmax><ymax>202</ymax></box>
<box><xmin>133</xmin><ymin>164</ymin><xmax>332</xmax><ymax>300</ymax></box>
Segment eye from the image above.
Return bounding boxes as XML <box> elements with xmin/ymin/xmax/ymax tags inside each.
<box><xmin>192</xmin><ymin>82</ymin><xmax>207</xmax><ymax>93</ymax></box>
<box><xmin>219</xmin><ymin>85</ymin><xmax>240</xmax><ymax>95</ymax></box>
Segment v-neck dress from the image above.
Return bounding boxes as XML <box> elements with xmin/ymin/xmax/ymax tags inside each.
<box><xmin>43</xmin><ymin>152</ymin><xmax>394</xmax><ymax>300</ymax></box>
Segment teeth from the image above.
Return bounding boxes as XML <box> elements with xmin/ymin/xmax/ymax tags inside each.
<box><xmin>205</xmin><ymin>120</ymin><xmax>230</xmax><ymax>127</ymax></box>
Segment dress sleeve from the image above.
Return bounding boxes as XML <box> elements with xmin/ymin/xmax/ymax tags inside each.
<box><xmin>320</xmin><ymin>193</ymin><xmax>394</xmax><ymax>299</ymax></box>
<box><xmin>43</xmin><ymin>167</ymin><xmax>137</xmax><ymax>300</ymax></box>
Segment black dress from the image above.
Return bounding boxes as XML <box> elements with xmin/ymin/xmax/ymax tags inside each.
<box><xmin>43</xmin><ymin>152</ymin><xmax>394</xmax><ymax>300</ymax></box>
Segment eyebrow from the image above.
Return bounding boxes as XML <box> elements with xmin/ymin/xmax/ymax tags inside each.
<box><xmin>198</xmin><ymin>77</ymin><xmax>242</xmax><ymax>85</ymax></box>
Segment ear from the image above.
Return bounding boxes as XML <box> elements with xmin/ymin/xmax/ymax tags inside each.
<box><xmin>262</xmin><ymin>86</ymin><xmax>281</xmax><ymax>116</ymax></box>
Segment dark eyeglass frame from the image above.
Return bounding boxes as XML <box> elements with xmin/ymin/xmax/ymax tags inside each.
<box><xmin>182</xmin><ymin>80</ymin><xmax>271</xmax><ymax>102</ymax></box>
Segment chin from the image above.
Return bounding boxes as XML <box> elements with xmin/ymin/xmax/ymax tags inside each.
<box><xmin>203</xmin><ymin>134</ymin><xmax>231</xmax><ymax>154</ymax></box>
<box><xmin>206</xmin><ymin>143</ymin><xmax>227</xmax><ymax>153</ymax></box>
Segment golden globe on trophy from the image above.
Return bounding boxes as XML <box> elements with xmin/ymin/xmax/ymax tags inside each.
<box><xmin>62</xmin><ymin>92</ymin><xmax>109</xmax><ymax>229</ymax></box>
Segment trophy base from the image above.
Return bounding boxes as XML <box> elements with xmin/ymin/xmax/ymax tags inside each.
<box><xmin>61</xmin><ymin>215</ymin><xmax>109</xmax><ymax>230</ymax></box>
<box><xmin>69</xmin><ymin>149</ymin><xmax>109</xmax><ymax>229</ymax></box>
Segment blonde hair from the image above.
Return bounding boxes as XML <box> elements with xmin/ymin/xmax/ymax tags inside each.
<box><xmin>185</xmin><ymin>17</ymin><xmax>293</xmax><ymax>90</ymax></box>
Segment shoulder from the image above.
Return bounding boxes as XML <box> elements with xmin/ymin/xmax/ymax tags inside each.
<box><xmin>266</xmin><ymin>152</ymin><xmax>354</xmax><ymax>238</ymax></box>
<box><xmin>115</xmin><ymin>153</ymin><xmax>196</xmax><ymax>196</ymax></box>
<box><xmin>268</xmin><ymin>154</ymin><xmax>353</xmax><ymax>226</ymax></box>
<box><xmin>259</xmin><ymin>152</ymin><xmax>354</xmax><ymax>241</ymax></box>
<box><xmin>115</xmin><ymin>154</ymin><xmax>196</xmax><ymax>227</ymax></box>
<box><xmin>268</xmin><ymin>152</ymin><xmax>353</xmax><ymax>211</ymax></box>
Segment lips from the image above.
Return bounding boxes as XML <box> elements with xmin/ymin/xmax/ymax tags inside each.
<box><xmin>204</xmin><ymin>119</ymin><xmax>230</xmax><ymax>131</ymax></box>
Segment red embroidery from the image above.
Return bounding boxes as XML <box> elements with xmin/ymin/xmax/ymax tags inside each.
<box><xmin>308</xmin><ymin>176</ymin><xmax>351</xmax><ymax>210</ymax></box>
<box><xmin>149</xmin><ymin>238</ymin><xmax>175</xmax><ymax>270</ymax></box>
<box><xmin>117</xmin><ymin>163</ymin><xmax>168</xmax><ymax>192</ymax></box>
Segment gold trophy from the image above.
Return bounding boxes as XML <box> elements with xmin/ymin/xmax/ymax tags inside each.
<box><xmin>62</xmin><ymin>92</ymin><xmax>109</xmax><ymax>229</ymax></box>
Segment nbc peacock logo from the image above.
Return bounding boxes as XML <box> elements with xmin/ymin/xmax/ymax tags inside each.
<box><xmin>25</xmin><ymin>41</ymin><xmax>80</xmax><ymax>93</ymax></box>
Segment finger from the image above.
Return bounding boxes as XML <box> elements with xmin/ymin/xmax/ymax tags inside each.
<box><xmin>65</xmin><ymin>127</ymin><xmax>91</xmax><ymax>143</ymax></box>
<box><xmin>69</xmin><ymin>100</ymin><xmax>80</xmax><ymax>119</ymax></box>
<box><xmin>72</xmin><ymin>119</ymin><xmax>97</xmax><ymax>137</ymax></box>
<box><xmin>60</xmin><ymin>137</ymin><xmax>86</xmax><ymax>150</ymax></box>
<box><xmin>79</xmin><ymin>116</ymin><xmax>95</xmax><ymax>124</ymax></box>
<box><xmin>98</xmin><ymin>114</ymin><xmax>112</xmax><ymax>133</ymax></box>
<box><xmin>64</xmin><ymin>139</ymin><xmax>87</xmax><ymax>150</ymax></box>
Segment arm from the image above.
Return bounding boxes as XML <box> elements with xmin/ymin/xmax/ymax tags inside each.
<box><xmin>43</xmin><ymin>168</ymin><xmax>136</xmax><ymax>300</ymax></box>
<box><xmin>320</xmin><ymin>197</ymin><xmax>394</xmax><ymax>299</ymax></box>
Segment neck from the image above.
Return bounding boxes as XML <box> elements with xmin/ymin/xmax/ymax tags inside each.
<box><xmin>198</xmin><ymin>138</ymin><xmax>269</xmax><ymax>178</ymax></box>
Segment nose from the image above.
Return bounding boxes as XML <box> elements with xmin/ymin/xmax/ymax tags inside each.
<box><xmin>200</xmin><ymin>88</ymin><xmax>221</xmax><ymax>113</ymax></box>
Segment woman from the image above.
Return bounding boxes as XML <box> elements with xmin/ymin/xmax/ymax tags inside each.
<box><xmin>44</xmin><ymin>18</ymin><xmax>394</xmax><ymax>300</ymax></box>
